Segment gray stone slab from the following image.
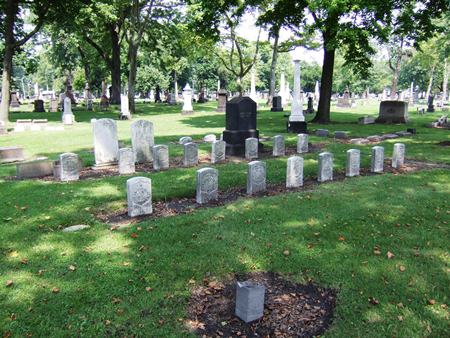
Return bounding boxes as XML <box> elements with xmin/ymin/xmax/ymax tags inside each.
<box><xmin>196</xmin><ymin>167</ymin><xmax>218</xmax><ymax>204</ymax></box>
<box><xmin>0</xmin><ymin>146</ymin><xmax>25</xmax><ymax>163</ymax></box>
<box><xmin>183</xmin><ymin>142</ymin><xmax>198</xmax><ymax>167</ymax></box>
<box><xmin>247</xmin><ymin>161</ymin><xmax>266</xmax><ymax>195</ymax></box>
<box><xmin>315</xmin><ymin>129</ymin><xmax>329</xmax><ymax>137</ymax></box>
<box><xmin>62</xmin><ymin>224</ymin><xmax>90</xmax><ymax>233</ymax></box>
<box><xmin>131</xmin><ymin>120</ymin><xmax>154</xmax><ymax>163</ymax></box>
<box><xmin>296</xmin><ymin>133</ymin><xmax>308</xmax><ymax>153</ymax></box>
<box><xmin>92</xmin><ymin>118</ymin><xmax>119</xmax><ymax>167</ymax></box>
<box><xmin>245</xmin><ymin>138</ymin><xmax>258</xmax><ymax>160</ymax></box>
<box><xmin>272</xmin><ymin>135</ymin><xmax>285</xmax><ymax>156</ymax></box>
<box><xmin>318</xmin><ymin>152</ymin><xmax>333</xmax><ymax>182</ymax></box>
<box><xmin>235</xmin><ymin>281</ymin><xmax>265</xmax><ymax>323</ymax></box>
<box><xmin>59</xmin><ymin>153</ymin><xmax>80</xmax><ymax>181</ymax></box>
<box><xmin>286</xmin><ymin>156</ymin><xmax>303</xmax><ymax>188</ymax></box>
<box><xmin>16</xmin><ymin>158</ymin><xmax>53</xmax><ymax>178</ymax></box>
<box><xmin>350</xmin><ymin>138</ymin><xmax>370</xmax><ymax>145</ymax></box>
<box><xmin>203</xmin><ymin>134</ymin><xmax>217</xmax><ymax>143</ymax></box>
<box><xmin>371</xmin><ymin>146</ymin><xmax>384</xmax><ymax>173</ymax></box>
<box><xmin>179</xmin><ymin>136</ymin><xmax>192</xmax><ymax>145</ymax></box>
<box><xmin>392</xmin><ymin>143</ymin><xmax>405</xmax><ymax>168</ymax></box>
<box><xmin>358</xmin><ymin>116</ymin><xmax>376</xmax><ymax>124</ymax></box>
<box><xmin>119</xmin><ymin>148</ymin><xmax>136</xmax><ymax>174</ymax></box>
<box><xmin>367</xmin><ymin>135</ymin><xmax>382</xmax><ymax>142</ymax></box>
<box><xmin>334</xmin><ymin>131</ymin><xmax>348</xmax><ymax>139</ymax></box>
<box><xmin>211</xmin><ymin>140</ymin><xmax>226</xmax><ymax>164</ymax></box>
<box><xmin>152</xmin><ymin>145</ymin><xmax>169</xmax><ymax>171</ymax></box>
<box><xmin>127</xmin><ymin>177</ymin><xmax>152</xmax><ymax>217</ymax></box>
<box><xmin>382</xmin><ymin>133</ymin><xmax>400</xmax><ymax>140</ymax></box>
<box><xmin>346</xmin><ymin>149</ymin><xmax>360</xmax><ymax>177</ymax></box>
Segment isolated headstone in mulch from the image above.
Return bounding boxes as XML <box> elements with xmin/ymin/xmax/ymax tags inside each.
<box><xmin>186</xmin><ymin>272</ymin><xmax>337</xmax><ymax>337</ymax></box>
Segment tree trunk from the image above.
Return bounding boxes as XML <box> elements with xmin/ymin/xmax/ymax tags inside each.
<box><xmin>268</xmin><ymin>29</ymin><xmax>280</xmax><ymax>107</ymax></box>
<box><xmin>78</xmin><ymin>46</ymin><xmax>91</xmax><ymax>86</ymax></box>
<box><xmin>0</xmin><ymin>0</ymin><xmax>19</xmax><ymax>123</ymax></box>
<box><xmin>425</xmin><ymin>65</ymin><xmax>435</xmax><ymax>100</ymax></box>
<box><xmin>312</xmin><ymin>47</ymin><xmax>335</xmax><ymax>124</ymax></box>
<box><xmin>110</xmin><ymin>25</ymin><xmax>121</xmax><ymax>105</ymax></box>
<box><xmin>237</xmin><ymin>76</ymin><xmax>243</xmax><ymax>97</ymax></box>
<box><xmin>390</xmin><ymin>42</ymin><xmax>403</xmax><ymax>100</ymax></box>
<box><xmin>127</xmin><ymin>41</ymin><xmax>138</xmax><ymax>115</ymax></box>
<box><xmin>443</xmin><ymin>58</ymin><xmax>448</xmax><ymax>102</ymax></box>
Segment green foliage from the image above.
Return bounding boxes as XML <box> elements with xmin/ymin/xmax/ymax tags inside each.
<box><xmin>136</xmin><ymin>64</ymin><xmax>170</xmax><ymax>93</ymax></box>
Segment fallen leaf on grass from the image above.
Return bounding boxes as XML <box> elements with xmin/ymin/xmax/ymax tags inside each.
<box><xmin>130</xmin><ymin>233</ymin><xmax>138</xmax><ymax>238</ymax></box>
<box><xmin>399</xmin><ymin>265</ymin><xmax>406</xmax><ymax>272</ymax></box>
<box><xmin>5</xmin><ymin>280</ymin><xmax>13</xmax><ymax>287</ymax></box>
<box><xmin>368</xmin><ymin>297</ymin><xmax>379</xmax><ymax>305</ymax></box>
<box><xmin>68</xmin><ymin>265</ymin><xmax>76</xmax><ymax>271</ymax></box>
<box><xmin>338</xmin><ymin>235</ymin><xmax>345</xmax><ymax>241</ymax></box>
<box><xmin>283</xmin><ymin>250</ymin><xmax>290</xmax><ymax>256</ymax></box>
<box><xmin>428</xmin><ymin>299</ymin><xmax>436</xmax><ymax>305</ymax></box>
<box><xmin>398</xmin><ymin>315</ymin><xmax>404</xmax><ymax>321</ymax></box>
<box><xmin>145</xmin><ymin>287</ymin><xmax>153</xmax><ymax>292</ymax></box>
<box><xmin>387</xmin><ymin>251</ymin><xmax>395</xmax><ymax>259</ymax></box>
<box><xmin>52</xmin><ymin>287</ymin><xmax>60</xmax><ymax>294</ymax></box>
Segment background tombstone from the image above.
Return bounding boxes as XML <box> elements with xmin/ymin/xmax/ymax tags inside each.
<box><xmin>288</xmin><ymin>59</ymin><xmax>307</xmax><ymax>133</ymax></box>
<box><xmin>211</xmin><ymin>140</ymin><xmax>226</xmax><ymax>163</ymax></box>
<box><xmin>318</xmin><ymin>152</ymin><xmax>333</xmax><ymax>182</ymax></box>
<box><xmin>127</xmin><ymin>177</ymin><xmax>152</xmax><ymax>217</ymax></box>
<box><xmin>286</xmin><ymin>156</ymin><xmax>304</xmax><ymax>188</ymax></box>
<box><xmin>245</xmin><ymin>137</ymin><xmax>258</xmax><ymax>160</ymax></box>
<box><xmin>346</xmin><ymin>149</ymin><xmax>360</xmax><ymax>177</ymax></box>
<box><xmin>247</xmin><ymin>161</ymin><xmax>266</xmax><ymax>195</ymax></box>
<box><xmin>120</xmin><ymin>94</ymin><xmax>131</xmax><ymax>119</ymax></box>
<box><xmin>271</xmin><ymin>96</ymin><xmax>283</xmax><ymax>112</ymax></box>
<box><xmin>10</xmin><ymin>91</ymin><xmax>20</xmax><ymax>108</ymax></box>
<box><xmin>222</xmin><ymin>96</ymin><xmax>259</xmax><ymax>155</ymax></box>
<box><xmin>182</xmin><ymin>83</ymin><xmax>194</xmax><ymax>114</ymax></box>
<box><xmin>59</xmin><ymin>153</ymin><xmax>79</xmax><ymax>181</ymax></box>
<box><xmin>272</xmin><ymin>135</ymin><xmax>285</xmax><ymax>156</ymax></box>
<box><xmin>392</xmin><ymin>143</ymin><xmax>405</xmax><ymax>168</ymax></box>
<box><xmin>92</xmin><ymin>118</ymin><xmax>119</xmax><ymax>167</ymax></box>
<box><xmin>131</xmin><ymin>120</ymin><xmax>154</xmax><ymax>163</ymax></box>
<box><xmin>196</xmin><ymin>167</ymin><xmax>218</xmax><ymax>204</ymax></box>
<box><xmin>183</xmin><ymin>142</ymin><xmax>198</xmax><ymax>167</ymax></box>
<box><xmin>376</xmin><ymin>101</ymin><xmax>409</xmax><ymax>123</ymax></box>
<box><xmin>119</xmin><ymin>148</ymin><xmax>136</xmax><ymax>174</ymax></box>
<box><xmin>179</xmin><ymin>136</ymin><xmax>192</xmax><ymax>145</ymax></box>
<box><xmin>49</xmin><ymin>98</ymin><xmax>59</xmax><ymax>112</ymax></box>
<box><xmin>33</xmin><ymin>99</ymin><xmax>45</xmax><ymax>112</ymax></box>
<box><xmin>217</xmin><ymin>89</ymin><xmax>228</xmax><ymax>112</ymax></box>
<box><xmin>297</xmin><ymin>133</ymin><xmax>309</xmax><ymax>153</ymax></box>
<box><xmin>427</xmin><ymin>95</ymin><xmax>435</xmax><ymax>112</ymax></box>
<box><xmin>62</xmin><ymin>97</ymin><xmax>75</xmax><ymax>125</ymax></box>
<box><xmin>152</xmin><ymin>145</ymin><xmax>169</xmax><ymax>171</ymax></box>
<box><xmin>371</xmin><ymin>146</ymin><xmax>384</xmax><ymax>173</ymax></box>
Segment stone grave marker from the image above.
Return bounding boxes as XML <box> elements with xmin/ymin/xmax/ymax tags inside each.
<box><xmin>62</xmin><ymin>97</ymin><xmax>75</xmax><ymax>125</ymax></box>
<box><xmin>245</xmin><ymin>137</ymin><xmax>258</xmax><ymax>160</ymax></box>
<box><xmin>371</xmin><ymin>146</ymin><xmax>384</xmax><ymax>173</ymax></box>
<box><xmin>297</xmin><ymin>133</ymin><xmax>309</xmax><ymax>153</ymax></box>
<box><xmin>211</xmin><ymin>140</ymin><xmax>226</xmax><ymax>164</ymax></box>
<box><xmin>49</xmin><ymin>98</ymin><xmax>59</xmax><ymax>112</ymax></box>
<box><xmin>120</xmin><ymin>94</ymin><xmax>131</xmax><ymax>119</ymax></box>
<box><xmin>346</xmin><ymin>149</ymin><xmax>360</xmax><ymax>177</ymax></box>
<box><xmin>235</xmin><ymin>281</ymin><xmax>265</xmax><ymax>323</ymax></box>
<box><xmin>318</xmin><ymin>152</ymin><xmax>333</xmax><ymax>182</ymax></box>
<box><xmin>0</xmin><ymin>146</ymin><xmax>25</xmax><ymax>163</ymax></box>
<box><xmin>271</xmin><ymin>96</ymin><xmax>283</xmax><ymax>112</ymax></box>
<box><xmin>119</xmin><ymin>148</ymin><xmax>136</xmax><ymax>174</ymax></box>
<box><xmin>286</xmin><ymin>156</ymin><xmax>304</xmax><ymax>188</ymax></box>
<box><xmin>392</xmin><ymin>143</ymin><xmax>405</xmax><ymax>169</ymax></box>
<box><xmin>216</xmin><ymin>89</ymin><xmax>228</xmax><ymax>113</ymax></box>
<box><xmin>272</xmin><ymin>135</ymin><xmax>285</xmax><ymax>156</ymax></box>
<box><xmin>316</xmin><ymin>129</ymin><xmax>329</xmax><ymax>137</ymax></box>
<box><xmin>127</xmin><ymin>177</ymin><xmax>152</xmax><ymax>217</ymax></box>
<box><xmin>183</xmin><ymin>142</ymin><xmax>198</xmax><ymax>167</ymax></box>
<box><xmin>196</xmin><ymin>167</ymin><xmax>218</xmax><ymax>204</ymax></box>
<box><xmin>247</xmin><ymin>161</ymin><xmax>266</xmax><ymax>195</ymax></box>
<box><xmin>376</xmin><ymin>101</ymin><xmax>409</xmax><ymax>123</ymax></box>
<box><xmin>14</xmin><ymin>119</ymin><xmax>32</xmax><ymax>132</ymax></box>
<box><xmin>59</xmin><ymin>153</ymin><xmax>80</xmax><ymax>181</ymax></box>
<box><xmin>182</xmin><ymin>84</ymin><xmax>194</xmax><ymax>114</ymax></box>
<box><xmin>131</xmin><ymin>120</ymin><xmax>154</xmax><ymax>163</ymax></box>
<box><xmin>33</xmin><ymin>99</ymin><xmax>45</xmax><ymax>112</ymax></box>
<box><xmin>152</xmin><ymin>145</ymin><xmax>169</xmax><ymax>171</ymax></box>
<box><xmin>16</xmin><ymin>158</ymin><xmax>53</xmax><ymax>178</ymax></box>
<box><xmin>179</xmin><ymin>136</ymin><xmax>192</xmax><ymax>145</ymax></box>
<box><xmin>92</xmin><ymin>118</ymin><xmax>119</xmax><ymax>167</ymax></box>
<box><xmin>10</xmin><ymin>91</ymin><xmax>20</xmax><ymax>108</ymax></box>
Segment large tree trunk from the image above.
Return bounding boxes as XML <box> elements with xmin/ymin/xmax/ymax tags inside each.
<box><xmin>77</xmin><ymin>46</ymin><xmax>91</xmax><ymax>86</ymax></box>
<box><xmin>312</xmin><ymin>47</ymin><xmax>335</xmax><ymax>124</ymax></box>
<box><xmin>425</xmin><ymin>65</ymin><xmax>435</xmax><ymax>100</ymax></box>
<box><xmin>268</xmin><ymin>29</ymin><xmax>280</xmax><ymax>107</ymax></box>
<box><xmin>110</xmin><ymin>25</ymin><xmax>121</xmax><ymax>105</ymax></box>
<box><xmin>127</xmin><ymin>41</ymin><xmax>138</xmax><ymax>114</ymax></box>
<box><xmin>390</xmin><ymin>41</ymin><xmax>403</xmax><ymax>99</ymax></box>
<box><xmin>443</xmin><ymin>58</ymin><xmax>448</xmax><ymax>102</ymax></box>
<box><xmin>0</xmin><ymin>0</ymin><xmax>19</xmax><ymax>124</ymax></box>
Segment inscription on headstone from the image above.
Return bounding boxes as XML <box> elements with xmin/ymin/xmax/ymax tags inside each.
<box><xmin>245</xmin><ymin>138</ymin><xmax>258</xmax><ymax>160</ymax></box>
<box><xmin>318</xmin><ymin>152</ymin><xmax>333</xmax><ymax>182</ymax></box>
<box><xmin>127</xmin><ymin>177</ymin><xmax>152</xmax><ymax>217</ymax></box>
<box><xmin>272</xmin><ymin>135</ymin><xmax>285</xmax><ymax>157</ymax></box>
<box><xmin>392</xmin><ymin>143</ymin><xmax>405</xmax><ymax>168</ymax></box>
<box><xmin>196</xmin><ymin>167</ymin><xmax>218</xmax><ymax>204</ymax></box>
<box><xmin>183</xmin><ymin>142</ymin><xmax>198</xmax><ymax>167</ymax></box>
<box><xmin>211</xmin><ymin>140</ymin><xmax>226</xmax><ymax>164</ymax></box>
<box><xmin>371</xmin><ymin>146</ymin><xmax>384</xmax><ymax>173</ymax></box>
<box><xmin>119</xmin><ymin>148</ymin><xmax>136</xmax><ymax>174</ymax></box>
<box><xmin>152</xmin><ymin>145</ymin><xmax>169</xmax><ymax>171</ymax></box>
<box><xmin>247</xmin><ymin>161</ymin><xmax>266</xmax><ymax>195</ymax></box>
<box><xmin>286</xmin><ymin>156</ymin><xmax>304</xmax><ymax>188</ymax></box>
<box><xmin>346</xmin><ymin>149</ymin><xmax>360</xmax><ymax>177</ymax></box>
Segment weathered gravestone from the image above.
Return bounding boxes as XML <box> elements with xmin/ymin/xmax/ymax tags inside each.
<box><xmin>62</xmin><ymin>97</ymin><xmax>75</xmax><ymax>125</ymax></box>
<box><xmin>127</xmin><ymin>177</ymin><xmax>152</xmax><ymax>217</ymax></box>
<box><xmin>14</xmin><ymin>119</ymin><xmax>32</xmax><ymax>132</ymax></box>
<box><xmin>306</xmin><ymin>96</ymin><xmax>314</xmax><ymax>114</ymax></box>
<box><xmin>10</xmin><ymin>91</ymin><xmax>20</xmax><ymax>108</ymax></box>
<box><xmin>183</xmin><ymin>142</ymin><xmax>198</xmax><ymax>167</ymax></box>
<box><xmin>334</xmin><ymin>131</ymin><xmax>348</xmax><ymax>139</ymax></box>
<box><xmin>272</xmin><ymin>135</ymin><xmax>285</xmax><ymax>157</ymax></box>
<box><xmin>222</xmin><ymin>96</ymin><xmax>259</xmax><ymax>155</ymax></box>
<box><xmin>358</xmin><ymin>116</ymin><xmax>376</xmax><ymax>125</ymax></box>
<box><xmin>92</xmin><ymin>118</ymin><xmax>119</xmax><ymax>168</ymax></box>
<box><xmin>392</xmin><ymin>143</ymin><xmax>405</xmax><ymax>169</ymax></box>
<box><xmin>427</xmin><ymin>95</ymin><xmax>435</xmax><ymax>112</ymax></box>
<box><xmin>270</xmin><ymin>96</ymin><xmax>283</xmax><ymax>112</ymax></box>
<box><xmin>58</xmin><ymin>153</ymin><xmax>80</xmax><ymax>181</ymax></box>
<box><xmin>318</xmin><ymin>152</ymin><xmax>333</xmax><ymax>182</ymax></box>
<box><xmin>182</xmin><ymin>84</ymin><xmax>194</xmax><ymax>114</ymax></box>
<box><xmin>376</xmin><ymin>101</ymin><xmax>409</xmax><ymax>123</ymax></box>
<box><xmin>49</xmin><ymin>98</ymin><xmax>59</xmax><ymax>112</ymax></box>
<box><xmin>203</xmin><ymin>134</ymin><xmax>217</xmax><ymax>143</ymax></box>
<box><xmin>152</xmin><ymin>145</ymin><xmax>169</xmax><ymax>171</ymax></box>
<box><xmin>337</xmin><ymin>91</ymin><xmax>351</xmax><ymax>108</ymax></box>
<box><xmin>247</xmin><ymin>161</ymin><xmax>266</xmax><ymax>195</ymax></box>
<box><xmin>0</xmin><ymin>146</ymin><xmax>25</xmax><ymax>163</ymax></box>
<box><xmin>196</xmin><ymin>167</ymin><xmax>218</xmax><ymax>204</ymax></box>
<box><xmin>297</xmin><ymin>134</ymin><xmax>309</xmax><ymax>153</ymax></box>
<box><xmin>16</xmin><ymin>158</ymin><xmax>53</xmax><ymax>178</ymax></box>
<box><xmin>120</xmin><ymin>94</ymin><xmax>131</xmax><ymax>119</ymax></box>
<box><xmin>245</xmin><ymin>137</ymin><xmax>258</xmax><ymax>160</ymax></box>
<box><xmin>235</xmin><ymin>281</ymin><xmax>265</xmax><ymax>323</ymax></box>
<box><xmin>33</xmin><ymin>100</ymin><xmax>45</xmax><ymax>112</ymax></box>
<box><xmin>286</xmin><ymin>156</ymin><xmax>304</xmax><ymax>188</ymax></box>
<box><xmin>211</xmin><ymin>140</ymin><xmax>226</xmax><ymax>164</ymax></box>
<box><xmin>31</xmin><ymin>119</ymin><xmax>48</xmax><ymax>131</ymax></box>
<box><xmin>179</xmin><ymin>136</ymin><xmax>192</xmax><ymax>145</ymax></box>
<box><xmin>131</xmin><ymin>120</ymin><xmax>154</xmax><ymax>163</ymax></box>
<box><xmin>316</xmin><ymin>129</ymin><xmax>329</xmax><ymax>137</ymax></box>
<box><xmin>346</xmin><ymin>149</ymin><xmax>360</xmax><ymax>177</ymax></box>
<box><xmin>216</xmin><ymin>89</ymin><xmax>228</xmax><ymax>113</ymax></box>
<box><xmin>371</xmin><ymin>146</ymin><xmax>384</xmax><ymax>173</ymax></box>
<box><xmin>119</xmin><ymin>148</ymin><xmax>136</xmax><ymax>174</ymax></box>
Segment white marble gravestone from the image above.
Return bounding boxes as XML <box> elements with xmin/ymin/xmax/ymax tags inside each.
<box><xmin>346</xmin><ymin>149</ymin><xmax>360</xmax><ymax>177</ymax></box>
<box><xmin>297</xmin><ymin>134</ymin><xmax>308</xmax><ymax>153</ymax></box>
<box><xmin>286</xmin><ymin>156</ymin><xmax>303</xmax><ymax>188</ymax></box>
<box><xmin>59</xmin><ymin>153</ymin><xmax>79</xmax><ymax>181</ymax></box>
<box><xmin>392</xmin><ymin>143</ymin><xmax>405</xmax><ymax>168</ymax></box>
<box><xmin>127</xmin><ymin>177</ymin><xmax>152</xmax><ymax>217</ymax></box>
<box><xmin>245</xmin><ymin>138</ymin><xmax>258</xmax><ymax>160</ymax></box>
<box><xmin>318</xmin><ymin>152</ymin><xmax>333</xmax><ymax>182</ymax></box>
<box><xmin>371</xmin><ymin>146</ymin><xmax>384</xmax><ymax>173</ymax></box>
<box><xmin>92</xmin><ymin>118</ymin><xmax>119</xmax><ymax>167</ymax></box>
<box><xmin>196</xmin><ymin>167</ymin><xmax>218</xmax><ymax>204</ymax></box>
<box><xmin>119</xmin><ymin>148</ymin><xmax>136</xmax><ymax>174</ymax></box>
<box><xmin>247</xmin><ymin>161</ymin><xmax>266</xmax><ymax>195</ymax></box>
<box><xmin>131</xmin><ymin>120</ymin><xmax>154</xmax><ymax>163</ymax></box>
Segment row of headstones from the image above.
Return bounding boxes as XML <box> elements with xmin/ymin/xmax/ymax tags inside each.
<box><xmin>126</xmin><ymin>143</ymin><xmax>406</xmax><ymax>217</ymax></box>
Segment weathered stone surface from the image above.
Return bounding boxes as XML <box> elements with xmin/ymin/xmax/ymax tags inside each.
<box><xmin>367</xmin><ymin>135</ymin><xmax>382</xmax><ymax>142</ymax></box>
<box><xmin>62</xmin><ymin>224</ymin><xmax>90</xmax><ymax>233</ymax></box>
<box><xmin>315</xmin><ymin>129</ymin><xmax>329</xmax><ymax>137</ymax></box>
<box><xmin>392</xmin><ymin>143</ymin><xmax>405</xmax><ymax>168</ymax></box>
<box><xmin>296</xmin><ymin>134</ymin><xmax>309</xmax><ymax>153</ymax></box>
<box><xmin>217</xmin><ymin>89</ymin><xmax>228</xmax><ymax>112</ymax></box>
<box><xmin>350</xmin><ymin>138</ymin><xmax>370</xmax><ymax>145</ymax></box>
<box><xmin>376</xmin><ymin>101</ymin><xmax>409</xmax><ymax>123</ymax></box>
<box><xmin>127</xmin><ymin>177</ymin><xmax>152</xmax><ymax>217</ymax></box>
<box><xmin>371</xmin><ymin>146</ymin><xmax>384</xmax><ymax>173</ymax></box>
<box><xmin>235</xmin><ymin>281</ymin><xmax>265</xmax><ymax>323</ymax></box>
<box><xmin>272</xmin><ymin>135</ymin><xmax>285</xmax><ymax>157</ymax></box>
<box><xmin>395</xmin><ymin>131</ymin><xmax>412</xmax><ymax>137</ymax></box>
<box><xmin>131</xmin><ymin>120</ymin><xmax>154</xmax><ymax>163</ymax></box>
<box><xmin>358</xmin><ymin>116</ymin><xmax>376</xmax><ymax>124</ymax></box>
<box><xmin>211</xmin><ymin>140</ymin><xmax>226</xmax><ymax>164</ymax></box>
<box><xmin>286</xmin><ymin>156</ymin><xmax>303</xmax><ymax>188</ymax></box>
<box><xmin>381</xmin><ymin>134</ymin><xmax>399</xmax><ymax>140</ymax></box>
<box><xmin>119</xmin><ymin>148</ymin><xmax>136</xmax><ymax>174</ymax></box>
<box><xmin>334</xmin><ymin>131</ymin><xmax>348</xmax><ymax>139</ymax></box>
<box><xmin>179</xmin><ymin>136</ymin><xmax>192</xmax><ymax>145</ymax></box>
<box><xmin>247</xmin><ymin>161</ymin><xmax>266</xmax><ymax>195</ymax></box>
<box><xmin>14</xmin><ymin>119</ymin><xmax>32</xmax><ymax>132</ymax></box>
<box><xmin>196</xmin><ymin>167</ymin><xmax>218</xmax><ymax>204</ymax></box>
<box><xmin>92</xmin><ymin>118</ymin><xmax>119</xmax><ymax>167</ymax></box>
<box><xmin>0</xmin><ymin>146</ymin><xmax>25</xmax><ymax>163</ymax></box>
<box><xmin>16</xmin><ymin>158</ymin><xmax>53</xmax><ymax>178</ymax></box>
<box><xmin>346</xmin><ymin>149</ymin><xmax>360</xmax><ymax>177</ymax></box>
<box><xmin>245</xmin><ymin>138</ymin><xmax>259</xmax><ymax>160</ymax></box>
<box><xmin>59</xmin><ymin>153</ymin><xmax>80</xmax><ymax>181</ymax></box>
<box><xmin>203</xmin><ymin>134</ymin><xmax>217</xmax><ymax>143</ymax></box>
<box><xmin>318</xmin><ymin>152</ymin><xmax>333</xmax><ymax>182</ymax></box>
<box><xmin>183</xmin><ymin>142</ymin><xmax>198</xmax><ymax>167</ymax></box>
<box><xmin>152</xmin><ymin>145</ymin><xmax>169</xmax><ymax>171</ymax></box>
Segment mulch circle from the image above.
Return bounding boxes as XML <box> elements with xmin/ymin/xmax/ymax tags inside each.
<box><xmin>186</xmin><ymin>272</ymin><xmax>337</xmax><ymax>338</ymax></box>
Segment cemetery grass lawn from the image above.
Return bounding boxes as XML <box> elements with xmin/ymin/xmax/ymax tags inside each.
<box><xmin>0</xmin><ymin>101</ymin><xmax>449</xmax><ymax>336</ymax></box>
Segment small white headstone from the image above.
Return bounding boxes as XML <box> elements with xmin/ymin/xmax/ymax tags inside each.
<box><xmin>211</xmin><ymin>140</ymin><xmax>226</xmax><ymax>164</ymax></box>
<box><xmin>392</xmin><ymin>143</ymin><xmax>405</xmax><ymax>168</ymax></box>
<box><xmin>247</xmin><ymin>161</ymin><xmax>266</xmax><ymax>195</ymax></box>
<box><xmin>131</xmin><ymin>120</ymin><xmax>154</xmax><ymax>163</ymax></box>
<box><xmin>127</xmin><ymin>177</ymin><xmax>152</xmax><ymax>217</ymax></box>
<box><xmin>59</xmin><ymin>153</ymin><xmax>79</xmax><ymax>181</ymax></box>
<box><xmin>286</xmin><ymin>156</ymin><xmax>303</xmax><ymax>188</ymax></box>
<box><xmin>119</xmin><ymin>148</ymin><xmax>136</xmax><ymax>174</ymax></box>
<box><xmin>152</xmin><ymin>145</ymin><xmax>169</xmax><ymax>171</ymax></box>
<box><xmin>346</xmin><ymin>149</ymin><xmax>360</xmax><ymax>177</ymax></box>
<box><xmin>371</xmin><ymin>146</ymin><xmax>384</xmax><ymax>173</ymax></box>
<box><xmin>196</xmin><ymin>167</ymin><xmax>218</xmax><ymax>204</ymax></box>
<box><xmin>273</xmin><ymin>135</ymin><xmax>285</xmax><ymax>157</ymax></box>
<box><xmin>297</xmin><ymin>134</ymin><xmax>308</xmax><ymax>153</ymax></box>
<box><xmin>245</xmin><ymin>138</ymin><xmax>258</xmax><ymax>160</ymax></box>
<box><xmin>318</xmin><ymin>152</ymin><xmax>333</xmax><ymax>182</ymax></box>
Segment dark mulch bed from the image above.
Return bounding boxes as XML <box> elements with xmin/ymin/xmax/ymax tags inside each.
<box><xmin>96</xmin><ymin>160</ymin><xmax>450</xmax><ymax>227</ymax></box>
<box><xmin>437</xmin><ymin>141</ymin><xmax>450</xmax><ymax>147</ymax></box>
<box><xmin>185</xmin><ymin>272</ymin><xmax>337</xmax><ymax>338</ymax></box>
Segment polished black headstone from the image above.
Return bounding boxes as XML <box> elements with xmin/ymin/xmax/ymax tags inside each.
<box><xmin>427</xmin><ymin>95</ymin><xmax>435</xmax><ymax>112</ymax></box>
<box><xmin>306</xmin><ymin>97</ymin><xmax>314</xmax><ymax>114</ymax></box>
<box><xmin>222</xmin><ymin>96</ymin><xmax>259</xmax><ymax>155</ymax></box>
<box><xmin>33</xmin><ymin>99</ymin><xmax>45</xmax><ymax>112</ymax></box>
<box><xmin>271</xmin><ymin>96</ymin><xmax>283</xmax><ymax>112</ymax></box>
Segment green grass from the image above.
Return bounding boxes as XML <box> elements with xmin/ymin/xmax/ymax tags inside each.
<box><xmin>0</xmin><ymin>100</ymin><xmax>449</xmax><ymax>337</ymax></box>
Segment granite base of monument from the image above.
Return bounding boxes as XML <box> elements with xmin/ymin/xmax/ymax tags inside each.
<box><xmin>287</xmin><ymin>121</ymin><xmax>307</xmax><ymax>133</ymax></box>
<box><xmin>376</xmin><ymin>101</ymin><xmax>409</xmax><ymax>123</ymax></box>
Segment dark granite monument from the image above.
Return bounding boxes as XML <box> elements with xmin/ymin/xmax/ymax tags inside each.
<box><xmin>427</xmin><ymin>95</ymin><xmax>435</xmax><ymax>112</ymax></box>
<box><xmin>33</xmin><ymin>99</ymin><xmax>45</xmax><ymax>112</ymax></box>
<box><xmin>376</xmin><ymin>101</ymin><xmax>409</xmax><ymax>123</ymax></box>
<box><xmin>270</xmin><ymin>96</ymin><xmax>283</xmax><ymax>112</ymax></box>
<box><xmin>222</xmin><ymin>96</ymin><xmax>259</xmax><ymax>155</ymax></box>
<box><xmin>306</xmin><ymin>96</ymin><xmax>314</xmax><ymax>114</ymax></box>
